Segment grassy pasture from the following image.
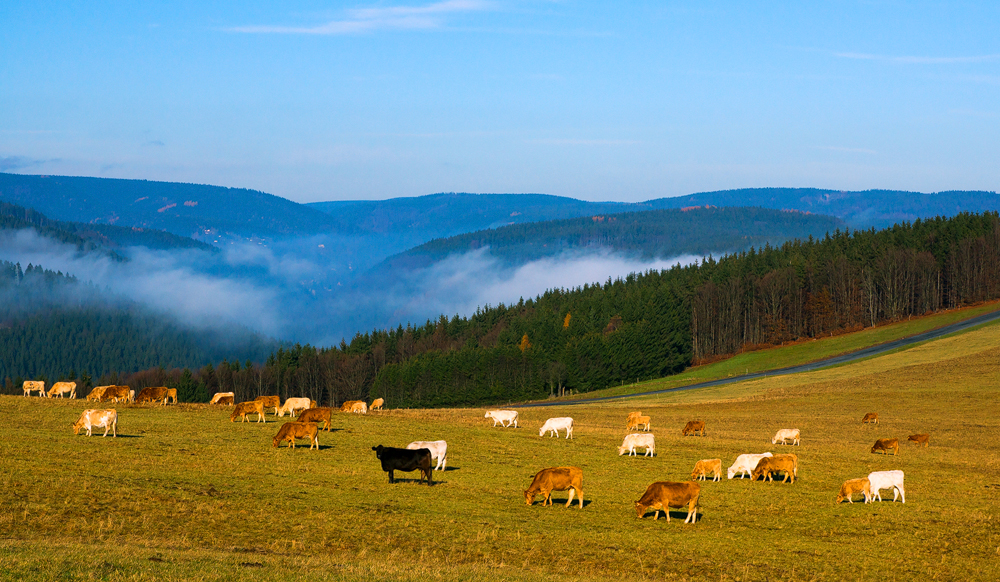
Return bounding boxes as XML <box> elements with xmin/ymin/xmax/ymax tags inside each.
<box><xmin>3</xmin><ymin>323</ymin><xmax>1000</xmax><ymax>580</ymax></box>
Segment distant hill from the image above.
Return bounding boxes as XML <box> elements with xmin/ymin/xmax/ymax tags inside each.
<box><xmin>381</xmin><ymin>206</ymin><xmax>847</xmax><ymax>271</ymax></box>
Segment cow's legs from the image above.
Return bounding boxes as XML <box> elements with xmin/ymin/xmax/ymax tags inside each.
<box><xmin>388</xmin><ymin>470</ymin><xmax>394</xmax><ymax>484</ymax></box>
<box><xmin>565</xmin><ymin>488</ymin><xmax>575</xmax><ymax>507</ymax></box>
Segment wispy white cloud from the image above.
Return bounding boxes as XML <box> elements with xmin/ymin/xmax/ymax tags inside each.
<box><xmin>227</xmin><ymin>0</ymin><xmax>492</xmax><ymax>35</ymax></box>
<box><xmin>833</xmin><ymin>52</ymin><xmax>1000</xmax><ymax>64</ymax></box>
<box><xmin>814</xmin><ymin>146</ymin><xmax>877</xmax><ymax>155</ymax></box>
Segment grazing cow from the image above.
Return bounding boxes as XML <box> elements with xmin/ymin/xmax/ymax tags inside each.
<box><xmin>48</xmin><ymin>382</ymin><xmax>77</xmax><ymax>399</ymax></box>
<box><xmin>216</xmin><ymin>395</ymin><xmax>233</xmax><ymax>405</ymax></box>
<box><xmin>524</xmin><ymin>466</ymin><xmax>583</xmax><ymax>508</ymax></box>
<box><xmin>634</xmin><ymin>481</ymin><xmax>700</xmax><ymax>523</ymax></box>
<box><xmin>164</xmin><ymin>388</ymin><xmax>178</xmax><ymax>405</ymax></box>
<box><xmin>625</xmin><ymin>411</ymin><xmax>643</xmax><ymax>428</ymax></box>
<box><xmin>273</xmin><ymin>422</ymin><xmax>319</xmax><ymax>450</ymax></box>
<box><xmin>727</xmin><ymin>452</ymin><xmax>773</xmax><ymax>479</ymax></box>
<box><xmin>136</xmin><ymin>386</ymin><xmax>169</xmax><ymax>404</ymax></box>
<box><xmin>626</xmin><ymin>415</ymin><xmax>651</xmax><ymax>432</ymax></box>
<box><xmin>371</xmin><ymin>445</ymin><xmax>433</xmax><ymax>485</ymax></box>
<box><xmin>230</xmin><ymin>401</ymin><xmax>266</xmax><ymax>423</ymax></box>
<box><xmin>297</xmin><ymin>407</ymin><xmax>333</xmax><ymax>431</ymax></box>
<box><xmin>340</xmin><ymin>400</ymin><xmax>363</xmax><ymax>412</ymax></box>
<box><xmin>837</xmin><ymin>478</ymin><xmax>872</xmax><ymax>504</ymax></box>
<box><xmin>862</xmin><ymin>412</ymin><xmax>879</xmax><ymax>425</ymax></box>
<box><xmin>871</xmin><ymin>438</ymin><xmax>899</xmax><ymax>456</ymax></box>
<box><xmin>210</xmin><ymin>392</ymin><xmax>235</xmax><ymax>405</ymax></box>
<box><xmin>86</xmin><ymin>385</ymin><xmax>110</xmax><ymax>402</ymax></box>
<box><xmin>73</xmin><ymin>409</ymin><xmax>118</xmax><ymax>437</ymax></box>
<box><xmin>406</xmin><ymin>440</ymin><xmax>448</xmax><ymax>470</ymax></box>
<box><xmin>682</xmin><ymin>420</ymin><xmax>706</xmax><ymax>437</ymax></box>
<box><xmin>277</xmin><ymin>397</ymin><xmax>312</xmax><ymax>418</ymax></box>
<box><xmin>97</xmin><ymin>386</ymin><xmax>130</xmax><ymax>403</ymax></box>
<box><xmin>751</xmin><ymin>455</ymin><xmax>797</xmax><ymax>483</ymax></box>
<box><xmin>771</xmin><ymin>428</ymin><xmax>800</xmax><ymax>446</ymax></box>
<box><xmin>128</xmin><ymin>389</ymin><xmax>135</xmax><ymax>403</ymax></box>
<box><xmin>618</xmin><ymin>434</ymin><xmax>655</xmax><ymax>457</ymax></box>
<box><xmin>23</xmin><ymin>380</ymin><xmax>45</xmax><ymax>397</ymax></box>
<box><xmin>691</xmin><ymin>459</ymin><xmax>722</xmax><ymax>482</ymax></box>
<box><xmin>908</xmin><ymin>433</ymin><xmax>930</xmax><ymax>447</ymax></box>
<box><xmin>539</xmin><ymin>417</ymin><xmax>574</xmax><ymax>439</ymax></box>
<box><xmin>484</xmin><ymin>410</ymin><xmax>519</xmax><ymax>428</ymax></box>
<box><xmin>350</xmin><ymin>401</ymin><xmax>368</xmax><ymax>414</ymax></box>
<box><xmin>867</xmin><ymin>470</ymin><xmax>906</xmax><ymax>503</ymax></box>
<box><xmin>255</xmin><ymin>395</ymin><xmax>281</xmax><ymax>415</ymax></box>
<box><xmin>370</xmin><ymin>398</ymin><xmax>385</xmax><ymax>412</ymax></box>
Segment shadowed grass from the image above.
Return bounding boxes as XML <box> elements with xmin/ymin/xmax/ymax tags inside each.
<box><xmin>2</xmin><ymin>319</ymin><xmax>1000</xmax><ymax>580</ymax></box>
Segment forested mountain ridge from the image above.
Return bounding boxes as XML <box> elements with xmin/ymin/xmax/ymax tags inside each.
<box><xmin>379</xmin><ymin>206</ymin><xmax>846</xmax><ymax>270</ymax></box>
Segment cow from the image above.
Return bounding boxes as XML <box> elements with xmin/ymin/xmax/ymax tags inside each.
<box><xmin>908</xmin><ymin>433</ymin><xmax>930</xmax><ymax>447</ymax></box>
<box><xmin>727</xmin><ymin>452</ymin><xmax>773</xmax><ymax>479</ymax></box>
<box><xmin>751</xmin><ymin>455</ymin><xmax>797</xmax><ymax>483</ymax></box>
<box><xmin>370</xmin><ymin>398</ymin><xmax>385</xmax><ymax>412</ymax></box>
<box><xmin>277</xmin><ymin>397</ymin><xmax>312</xmax><ymax>418</ymax></box>
<box><xmin>216</xmin><ymin>395</ymin><xmax>233</xmax><ymax>405</ymax></box>
<box><xmin>99</xmin><ymin>386</ymin><xmax>131</xmax><ymax>403</ymax></box>
<box><xmin>371</xmin><ymin>445</ymin><xmax>433</xmax><ymax>485</ymax></box>
<box><xmin>47</xmin><ymin>382</ymin><xmax>77</xmax><ymax>399</ymax></box>
<box><xmin>691</xmin><ymin>459</ymin><xmax>722</xmax><ymax>482</ymax></box>
<box><xmin>625</xmin><ymin>411</ymin><xmax>643</xmax><ymax>428</ymax></box>
<box><xmin>618</xmin><ymin>434</ymin><xmax>655</xmax><ymax>457</ymax></box>
<box><xmin>273</xmin><ymin>422</ymin><xmax>319</xmax><ymax>450</ymax></box>
<box><xmin>862</xmin><ymin>412</ymin><xmax>879</xmax><ymax>425</ymax></box>
<box><xmin>484</xmin><ymin>410</ymin><xmax>518</xmax><ymax>428</ymax></box>
<box><xmin>136</xmin><ymin>386</ymin><xmax>169</xmax><ymax>404</ymax></box>
<box><xmin>164</xmin><ymin>388</ymin><xmax>178</xmax><ymax>405</ymax></box>
<box><xmin>867</xmin><ymin>470</ymin><xmax>905</xmax><ymax>503</ymax></box>
<box><xmin>627</xmin><ymin>415</ymin><xmax>651</xmax><ymax>432</ymax></box>
<box><xmin>23</xmin><ymin>380</ymin><xmax>45</xmax><ymax>397</ymax></box>
<box><xmin>73</xmin><ymin>409</ymin><xmax>117</xmax><ymax>437</ymax></box>
<box><xmin>210</xmin><ymin>392</ymin><xmax>235</xmax><ymax>405</ymax></box>
<box><xmin>406</xmin><ymin>440</ymin><xmax>448</xmax><ymax>470</ymax></box>
<box><xmin>230</xmin><ymin>400</ymin><xmax>266</xmax><ymax>423</ymax></box>
<box><xmin>634</xmin><ymin>481</ymin><xmax>700</xmax><ymax>523</ymax></box>
<box><xmin>340</xmin><ymin>400</ymin><xmax>363</xmax><ymax>412</ymax></box>
<box><xmin>771</xmin><ymin>428</ymin><xmax>800</xmax><ymax>446</ymax></box>
<box><xmin>682</xmin><ymin>420</ymin><xmax>706</xmax><ymax>437</ymax></box>
<box><xmin>86</xmin><ymin>385</ymin><xmax>109</xmax><ymax>402</ymax></box>
<box><xmin>837</xmin><ymin>478</ymin><xmax>872</xmax><ymax>504</ymax></box>
<box><xmin>128</xmin><ymin>389</ymin><xmax>135</xmax><ymax>403</ymax></box>
<box><xmin>255</xmin><ymin>395</ymin><xmax>281</xmax><ymax>415</ymax></box>
<box><xmin>871</xmin><ymin>438</ymin><xmax>899</xmax><ymax>456</ymax></box>
<box><xmin>539</xmin><ymin>417</ymin><xmax>574</xmax><ymax>439</ymax></box>
<box><xmin>524</xmin><ymin>466</ymin><xmax>583</xmax><ymax>509</ymax></box>
<box><xmin>350</xmin><ymin>401</ymin><xmax>368</xmax><ymax>414</ymax></box>
<box><xmin>297</xmin><ymin>407</ymin><xmax>333</xmax><ymax>431</ymax></box>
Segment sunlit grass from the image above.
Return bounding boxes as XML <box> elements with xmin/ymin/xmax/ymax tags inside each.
<box><xmin>2</xmin><ymin>317</ymin><xmax>1000</xmax><ymax>580</ymax></box>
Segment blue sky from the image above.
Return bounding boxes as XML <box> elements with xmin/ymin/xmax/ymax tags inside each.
<box><xmin>1</xmin><ymin>1</ymin><xmax>998</xmax><ymax>203</ymax></box>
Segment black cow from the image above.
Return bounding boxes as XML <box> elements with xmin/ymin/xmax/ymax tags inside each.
<box><xmin>371</xmin><ymin>445</ymin><xmax>433</xmax><ymax>485</ymax></box>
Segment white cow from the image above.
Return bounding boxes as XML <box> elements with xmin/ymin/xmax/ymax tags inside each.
<box><xmin>867</xmin><ymin>470</ymin><xmax>906</xmax><ymax>503</ymax></box>
<box><xmin>277</xmin><ymin>397</ymin><xmax>313</xmax><ymax>417</ymax></box>
<box><xmin>484</xmin><ymin>410</ymin><xmax>518</xmax><ymax>428</ymax></box>
<box><xmin>406</xmin><ymin>440</ymin><xmax>448</xmax><ymax>471</ymax></box>
<box><xmin>210</xmin><ymin>391</ymin><xmax>234</xmax><ymax>405</ymax></box>
<box><xmin>727</xmin><ymin>452</ymin><xmax>774</xmax><ymax>479</ymax></box>
<box><xmin>539</xmin><ymin>417</ymin><xmax>574</xmax><ymax>439</ymax></box>
<box><xmin>128</xmin><ymin>389</ymin><xmax>135</xmax><ymax>403</ymax></box>
<box><xmin>771</xmin><ymin>428</ymin><xmax>801</xmax><ymax>446</ymax></box>
<box><xmin>73</xmin><ymin>409</ymin><xmax>118</xmax><ymax>437</ymax></box>
<box><xmin>618</xmin><ymin>433</ymin><xmax>655</xmax><ymax>456</ymax></box>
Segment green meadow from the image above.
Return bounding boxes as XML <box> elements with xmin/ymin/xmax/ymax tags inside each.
<box><xmin>2</xmin><ymin>317</ymin><xmax>1000</xmax><ymax>581</ymax></box>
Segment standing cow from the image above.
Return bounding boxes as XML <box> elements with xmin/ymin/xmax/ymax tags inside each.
<box><xmin>371</xmin><ymin>445</ymin><xmax>433</xmax><ymax>485</ymax></box>
<box><xmin>524</xmin><ymin>467</ymin><xmax>584</xmax><ymax>509</ymax></box>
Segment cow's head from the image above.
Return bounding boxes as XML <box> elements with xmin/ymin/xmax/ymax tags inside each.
<box><xmin>523</xmin><ymin>490</ymin><xmax>536</xmax><ymax>506</ymax></box>
<box><xmin>634</xmin><ymin>501</ymin><xmax>647</xmax><ymax>519</ymax></box>
<box><xmin>72</xmin><ymin>421</ymin><xmax>82</xmax><ymax>435</ymax></box>
<box><xmin>617</xmin><ymin>446</ymin><xmax>628</xmax><ymax>456</ymax></box>
<box><xmin>372</xmin><ymin>445</ymin><xmax>384</xmax><ymax>459</ymax></box>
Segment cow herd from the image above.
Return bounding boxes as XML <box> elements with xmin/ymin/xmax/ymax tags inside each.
<box><xmin>224</xmin><ymin>395</ymin><xmax>386</xmax><ymax>450</ymax></box>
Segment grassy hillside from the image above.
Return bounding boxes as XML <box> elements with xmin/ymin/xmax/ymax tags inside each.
<box><xmin>2</xmin><ymin>318</ymin><xmax>998</xmax><ymax>580</ymax></box>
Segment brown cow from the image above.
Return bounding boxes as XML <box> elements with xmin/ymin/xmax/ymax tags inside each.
<box><xmin>751</xmin><ymin>455</ymin><xmax>797</xmax><ymax>483</ymax></box>
<box><xmin>217</xmin><ymin>395</ymin><xmax>234</xmax><ymax>406</ymax></box>
<box><xmin>136</xmin><ymin>386</ymin><xmax>169</xmax><ymax>404</ymax></box>
<box><xmin>297</xmin><ymin>407</ymin><xmax>333</xmax><ymax>431</ymax></box>
<box><xmin>862</xmin><ymin>412</ymin><xmax>879</xmax><ymax>425</ymax></box>
<box><xmin>524</xmin><ymin>467</ymin><xmax>584</xmax><ymax>509</ymax></box>
<box><xmin>370</xmin><ymin>398</ymin><xmax>385</xmax><ymax>412</ymax></box>
<box><xmin>837</xmin><ymin>478</ymin><xmax>871</xmax><ymax>504</ymax></box>
<box><xmin>682</xmin><ymin>420</ymin><xmax>706</xmax><ymax>437</ymax></box>
<box><xmin>231</xmin><ymin>401</ymin><xmax>266</xmax><ymax>423</ymax></box>
<box><xmin>210</xmin><ymin>392</ymin><xmax>234</xmax><ymax>405</ymax></box>
<box><xmin>627</xmin><ymin>415</ymin><xmax>651</xmax><ymax>432</ymax></box>
<box><xmin>625</xmin><ymin>411</ymin><xmax>642</xmax><ymax>428</ymax></box>
<box><xmin>634</xmin><ymin>481</ymin><xmax>700</xmax><ymax>523</ymax></box>
<box><xmin>99</xmin><ymin>386</ymin><xmax>131</xmax><ymax>403</ymax></box>
<box><xmin>690</xmin><ymin>459</ymin><xmax>722</xmax><ymax>482</ymax></box>
<box><xmin>86</xmin><ymin>385</ymin><xmax>110</xmax><ymax>402</ymax></box>
<box><xmin>255</xmin><ymin>395</ymin><xmax>280</xmax><ymax>415</ymax></box>
<box><xmin>908</xmin><ymin>433</ymin><xmax>930</xmax><ymax>447</ymax></box>
<box><xmin>165</xmin><ymin>388</ymin><xmax>178</xmax><ymax>405</ymax></box>
<box><xmin>273</xmin><ymin>422</ymin><xmax>319</xmax><ymax>449</ymax></box>
<box><xmin>340</xmin><ymin>400</ymin><xmax>363</xmax><ymax>412</ymax></box>
<box><xmin>871</xmin><ymin>438</ymin><xmax>899</xmax><ymax>456</ymax></box>
<box><xmin>22</xmin><ymin>380</ymin><xmax>45</xmax><ymax>397</ymax></box>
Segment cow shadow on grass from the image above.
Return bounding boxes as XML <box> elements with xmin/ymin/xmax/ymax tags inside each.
<box><xmin>442</xmin><ymin>466</ymin><xmax>460</xmax><ymax>472</ymax></box>
<box><xmin>530</xmin><ymin>499</ymin><xmax>592</xmax><ymax>508</ymax></box>
<box><xmin>388</xmin><ymin>477</ymin><xmax>444</xmax><ymax>485</ymax></box>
